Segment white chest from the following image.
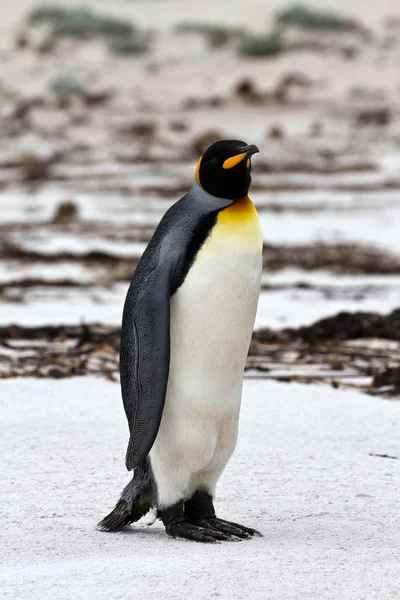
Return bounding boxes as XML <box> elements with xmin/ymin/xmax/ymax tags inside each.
<box><xmin>168</xmin><ymin>199</ymin><xmax>263</xmax><ymax>405</ymax></box>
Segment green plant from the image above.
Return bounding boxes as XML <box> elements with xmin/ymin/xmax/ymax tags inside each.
<box><xmin>51</xmin><ymin>8</ymin><xmax>99</xmax><ymax>39</ymax></box>
<box><xmin>276</xmin><ymin>4</ymin><xmax>357</xmax><ymax>31</ymax></box>
<box><xmin>108</xmin><ymin>36</ymin><xmax>147</xmax><ymax>55</ymax></box>
<box><xmin>174</xmin><ymin>22</ymin><xmax>244</xmax><ymax>47</ymax></box>
<box><xmin>97</xmin><ymin>16</ymin><xmax>134</xmax><ymax>37</ymax></box>
<box><xmin>50</xmin><ymin>74</ymin><xmax>85</xmax><ymax>97</ymax></box>
<box><xmin>27</xmin><ymin>5</ymin><xmax>143</xmax><ymax>56</ymax></box>
<box><xmin>28</xmin><ymin>5</ymin><xmax>135</xmax><ymax>40</ymax></box>
<box><xmin>238</xmin><ymin>32</ymin><xmax>282</xmax><ymax>57</ymax></box>
<box><xmin>348</xmin><ymin>85</ymin><xmax>368</xmax><ymax>100</ymax></box>
<box><xmin>28</xmin><ymin>5</ymin><xmax>68</xmax><ymax>23</ymax></box>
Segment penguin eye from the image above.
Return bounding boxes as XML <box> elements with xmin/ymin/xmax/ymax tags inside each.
<box><xmin>209</xmin><ymin>157</ymin><xmax>219</xmax><ymax>166</ymax></box>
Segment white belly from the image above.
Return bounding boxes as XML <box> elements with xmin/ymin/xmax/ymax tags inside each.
<box><xmin>150</xmin><ymin>199</ymin><xmax>262</xmax><ymax>506</ymax></box>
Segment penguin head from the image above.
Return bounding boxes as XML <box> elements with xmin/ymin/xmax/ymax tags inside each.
<box><xmin>195</xmin><ymin>140</ymin><xmax>259</xmax><ymax>200</ymax></box>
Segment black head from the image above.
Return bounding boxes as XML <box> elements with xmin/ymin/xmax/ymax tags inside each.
<box><xmin>196</xmin><ymin>139</ymin><xmax>259</xmax><ymax>200</ymax></box>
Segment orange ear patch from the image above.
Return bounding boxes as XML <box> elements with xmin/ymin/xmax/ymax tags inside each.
<box><xmin>222</xmin><ymin>153</ymin><xmax>247</xmax><ymax>170</ymax></box>
<box><xmin>195</xmin><ymin>157</ymin><xmax>202</xmax><ymax>186</ymax></box>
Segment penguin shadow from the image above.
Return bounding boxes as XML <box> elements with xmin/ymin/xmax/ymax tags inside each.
<box><xmin>99</xmin><ymin>522</ymin><xmax>265</xmax><ymax>544</ymax></box>
<box><xmin>101</xmin><ymin>523</ymin><xmax>171</xmax><ymax>541</ymax></box>
<box><xmin>126</xmin><ymin>526</ymin><xmax>165</xmax><ymax>539</ymax></box>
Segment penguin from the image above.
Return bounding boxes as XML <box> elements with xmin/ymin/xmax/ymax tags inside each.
<box><xmin>99</xmin><ymin>140</ymin><xmax>263</xmax><ymax>542</ymax></box>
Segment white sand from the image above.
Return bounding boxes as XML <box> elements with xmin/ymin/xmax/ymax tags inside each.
<box><xmin>1</xmin><ymin>377</ymin><xmax>399</xmax><ymax>599</ymax></box>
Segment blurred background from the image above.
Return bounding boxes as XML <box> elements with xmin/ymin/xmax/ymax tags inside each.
<box><xmin>1</xmin><ymin>0</ymin><xmax>400</xmax><ymax>393</ymax></box>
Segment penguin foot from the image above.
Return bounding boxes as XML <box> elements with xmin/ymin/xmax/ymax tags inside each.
<box><xmin>195</xmin><ymin>517</ymin><xmax>262</xmax><ymax>539</ymax></box>
<box><xmin>184</xmin><ymin>490</ymin><xmax>262</xmax><ymax>540</ymax></box>
<box><xmin>166</xmin><ymin>522</ymin><xmax>231</xmax><ymax>543</ymax></box>
<box><xmin>159</xmin><ymin>499</ymin><xmax>235</xmax><ymax>543</ymax></box>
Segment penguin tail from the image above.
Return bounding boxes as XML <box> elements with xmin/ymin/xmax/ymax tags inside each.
<box><xmin>97</xmin><ymin>496</ymin><xmax>151</xmax><ymax>531</ymax></box>
<box><xmin>98</xmin><ymin>458</ymin><xmax>156</xmax><ymax>531</ymax></box>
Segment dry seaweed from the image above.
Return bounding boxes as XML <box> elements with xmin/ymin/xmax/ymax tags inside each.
<box><xmin>2</xmin><ymin>241</ymin><xmax>400</xmax><ymax>276</ymax></box>
<box><xmin>253</xmin><ymin>309</ymin><xmax>400</xmax><ymax>343</ymax></box>
<box><xmin>2</xmin><ymin>314</ymin><xmax>400</xmax><ymax>397</ymax></box>
<box><xmin>263</xmin><ymin>243</ymin><xmax>400</xmax><ymax>274</ymax></box>
<box><xmin>1</xmin><ymin>243</ymin><xmax>139</xmax><ymax>267</ymax></box>
<box><xmin>369</xmin><ymin>367</ymin><xmax>400</xmax><ymax>398</ymax></box>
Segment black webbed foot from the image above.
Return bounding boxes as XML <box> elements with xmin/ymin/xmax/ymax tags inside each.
<box><xmin>166</xmin><ymin>521</ymin><xmax>231</xmax><ymax>543</ymax></box>
<box><xmin>184</xmin><ymin>490</ymin><xmax>262</xmax><ymax>540</ymax></box>
<box><xmin>159</xmin><ymin>499</ymin><xmax>231</xmax><ymax>543</ymax></box>
<box><xmin>196</xmin><ymin>517</ymin><xmax>262</xmax><ymax>539</ymax></box>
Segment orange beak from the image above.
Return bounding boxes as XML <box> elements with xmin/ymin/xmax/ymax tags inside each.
<box><xmin>222</xmin><ymin>144</ymin><xmax>259</xmax><ymax>169</ymax></box>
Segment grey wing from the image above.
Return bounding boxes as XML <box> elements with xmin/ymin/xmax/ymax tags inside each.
<box><xmin>120</xmin><ymin>246</ymin><xmax>177</xmax><ymax>471</ymax></box>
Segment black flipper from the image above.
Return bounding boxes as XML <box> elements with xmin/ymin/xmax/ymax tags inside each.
<box><xmin>121</xmin><ymin>237</ymin><xmax>178</xmax><ymax>471</ymax></box>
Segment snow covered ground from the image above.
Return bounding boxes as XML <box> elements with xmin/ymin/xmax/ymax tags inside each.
<box><xmin>258</xmin><ymin>205</ymin><xmax>400</xmax><ymax>254</ymax></box>
<box><xmin>3</xmin><ymin>272</ymin><xmax>400</xmax><ymax>329</ymax></box>
<box><xmin>1</xmin><ymin>377</ymin><xmax>399</xmax><ymax>599</ymax></box>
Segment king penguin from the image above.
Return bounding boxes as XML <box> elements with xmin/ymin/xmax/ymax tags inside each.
<box><xmin>99</xmin><ymin>140</ymin><xmax>263</xmax><ymax>542</ymax></box>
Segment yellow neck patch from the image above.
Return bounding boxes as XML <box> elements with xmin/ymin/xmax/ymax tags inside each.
<box><xmin>215</xmin><ymin>196</ymin><xmax>262</xmax><ymax>252</ymax></box>
<box><xmin>218</xmin><ymin>196</ymin><xmax>256</xmax><ymax>224</ymax></box>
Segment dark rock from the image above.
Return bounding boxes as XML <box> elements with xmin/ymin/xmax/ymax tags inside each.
<box><xmin>273</xmin><ymin>71</ymin><xmax>313</xmax><ymax>104</ymax></box>
<box><xmin>233</xmin><ymin>78</ymin><xmax>262</xmax><ymax>103</ymax></box>
<box><xmin>37</xmin><ymin>36</ymin><xmax>56</xmax><ymax>54</ymax></box>
<box><xmin>22</xmin><ymin>153</ymin><xmax>50</xmax><ymax>180</ymax></box>
<box><xmin>15</xmin><ymin>31</ymin><xmax>29</xmax><ymax>49</ymax></box>
<box><xmin>355</xmin><ymin>107</ymin><xmax>391</xmax><ymax>127</ymax></box>
<box><xmin>268</xmin><ymin>124</ymin><xmax>284</xmax><ymax>139</ymax></box>
<box><xmin>369</xmin><ymin>367</ymin><xmax>400</xmax><ymax>398</ymax></box>
<box><xmin>13</xmin><ymin>97</ymin><xmax>45</xmax><ymax>121</ymax></box>
<box><xmin>169</xmin><ymin>119</ymin><xmax>189</xmax><ymax>132</ymax></box>
<box><xmin>208</xmin><ymin>96</ymin><xmax>225</xmax><ymax>108</ymax></box>
<box><xmin>47</xmin><ymin>367</ymin><xmax>69</xmax><ymax>379</ymax></box>
<box><xmin>51</xmin><ymin>200</ymin><xmax>79</xmax><ymax>224</ymax></box>
<box><xmin>182</xmin><ymin>97</ymin><xmax>202</xmax><ymax>110</ymax></box>
<box><xmin>122</xmin><ymin>120</ymin><xmax>156</xmax><ymax>137</ymax></box>
<box><xmin>83</xmin><ymin>87</ymin><xmax>114</xmax><ymax>106</ymax></box>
